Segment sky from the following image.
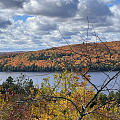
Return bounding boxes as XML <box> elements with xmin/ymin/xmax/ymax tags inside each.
<box><xmin>0</xmin><ymin>0</ymin><xmax>120</xmax><ymax>52</ymax></box>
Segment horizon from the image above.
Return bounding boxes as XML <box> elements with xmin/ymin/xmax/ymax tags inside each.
<box><xmin>0</xmin><ymin>40</ymin><xmax>119</xmax><ymax>53</ymax></box>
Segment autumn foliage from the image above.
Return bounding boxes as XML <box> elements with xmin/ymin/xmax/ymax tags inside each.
<box><xmin>0</xmin><ymin>67</ymin><xmax>119</xmax><ymax>120</ymax></box>
<box><xmin>0</xmin><ymin>40</ymin><xmax>119</xmax><ymax>119</ymax></box>
<box><xmin>0</xmin><ymin>41</ymin><xmax>119</xmax><ymax>72</ymax></box>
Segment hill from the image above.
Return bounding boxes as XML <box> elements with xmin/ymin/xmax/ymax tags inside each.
<box><xmin>0</xmin><ymin>41</ymin><xmax>119</xmax><ymax>72</ymax></box>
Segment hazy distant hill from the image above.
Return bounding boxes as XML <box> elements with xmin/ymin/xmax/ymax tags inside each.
<box><xmin>0</xmin><ymin>41</ymin><xmax>119</xmax><ymax>72</ymax></box>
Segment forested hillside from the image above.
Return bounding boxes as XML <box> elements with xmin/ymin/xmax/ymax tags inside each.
<box><xmin>0</xmin><ymin>41</ymin><xmax>120</xmax><ymax>120</ymax></box>
<box><xmin>0</xmin><ymin>41</ymin><xmax>119</xmax><ymax>72</ymax></box>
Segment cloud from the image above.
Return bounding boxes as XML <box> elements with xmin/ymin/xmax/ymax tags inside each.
<box><xmin>78</xmin><ymin>0</ymin><xmax>112</xmax><ymax>18</ymax></box>
<box><xmin>0</xmin><ymin>0</ymin><xmax>27</xmax><ymax>9</ymax></box>
<box><xmin>75</xmin><ymin>0</ymin><xmax>118</xmax><ymax>33</ymax></box>
<box><xmin>0</xmin><ymin>18</ymin><xmax>12</xmax><ymax>28</ymax></box>
<box><xmin>104</xmin><ymin>4</ymin><xmax>120</xmax><ymax>32</ymax></box>
<box><xmin>23</xmin><ymin>0</ymin><xmax>79</xmax><ymax>18</ymax></box>
<box><xmin>0</xmin><ymin>0</ymin><xmax>119</xmax><ymax>51</ymax></box>
<box><xmin>0</xmin><ymin>16</ymin><xmax>58</xmax><ymax>51</ymax></box>
<box><xmin>101</xmin><ymin>0</ymin><xmax>115</xmax><ymax>3</ymax></box>
<box><xmin>25</xmin><ymin>17</ymin><xmax>57</xmax><ymax>34</ymax></box>
<box><xmin>110</xmin><ymin>4</ymin><xmax>120</xmax><ymax>17</ymax></box>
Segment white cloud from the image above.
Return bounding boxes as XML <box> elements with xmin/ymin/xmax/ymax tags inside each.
<box><xmin>103</xmin><ymin>4</ymin><xmax>120</xmax><ymax>32</ymax></box>
<box><xmin>26</xmin><ymin>17</ymin><xmax>57</xmax><ymax>32</ymax></box>
<box><xmin>23</xmin><ymin>0</ymin><xmax>79</xmax><ymax>18</ymax></box>
<box><xmin>101</xmin><ymin>0</ymin><xmax>115</xmax><ymax>3</ymax></box>
<box><xmin>0</xmin><ymin>0</ymin><xmax>119</xmax><ymax>51</ymax></box>
<box><xmin>110</xmin><ymin>4</ymin><xmax>120</xmax><ymax>17</ymax></box>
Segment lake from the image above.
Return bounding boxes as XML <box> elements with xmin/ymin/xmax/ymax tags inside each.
<box><xmin>0</xmin><ymin>71</ymin><xmax>119</xmax><ymax>92</ymax></box>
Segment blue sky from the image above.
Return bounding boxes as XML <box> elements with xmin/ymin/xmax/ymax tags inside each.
<box><xmin>0</xmin><ymin>0</ymin><xmax>120</xmax><ymax>52</ymax></box>
<box><xmin>116</xmin><ymin>0</ymin><xmax>120</xmax><ymax>4</ymax></box>
<box><xmin>13</xmin><ymin>15</ymin><xmax>33</xmax><ymax>22</ymax></box>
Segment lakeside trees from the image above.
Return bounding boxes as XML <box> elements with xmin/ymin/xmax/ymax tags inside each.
<box><xmin>0</xmin><ymin>68</ymin><xmax>119</xmax><ymax>119</ymax></box>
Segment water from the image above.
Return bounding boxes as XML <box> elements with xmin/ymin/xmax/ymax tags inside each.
<box><xmin>0</xmin><ymin>71</ymin><xmax>119</xmax><ymax>92</ymax></box>
<box><xmin>0</xmin><ymin>72</ymin><xmax>55</xmax><ymax>86</ymax></box>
